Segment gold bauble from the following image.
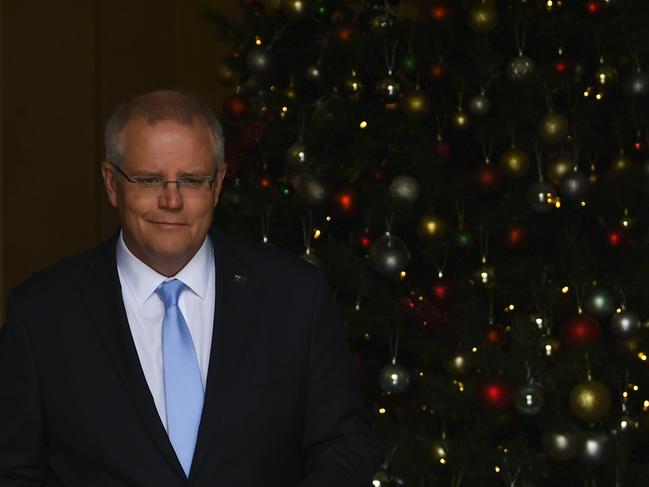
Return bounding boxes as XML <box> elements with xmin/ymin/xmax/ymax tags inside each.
<box><xmin>568</xmin><ymin>379</ymin><xmax>612</xmax><ymax>422</ymax></box>
<box><xmin>538</xmin><ymin>112</ymin><xmax>570</xmax><ymax>145</ymax></box>
<box><xmin>343</xmin><ymin>71</ymin><xmax>364</xmax><ymax>99</ymax></box>
<box><xmin>499</xmin><ymin>147</ymin><xmax>530</xmax><ymax>178</ymax></box>
<box><xmin>546</xmin><ymin>155</ymin><xmax>574</xmax><ymax>185</ymax></box>
<box><xmin>216</xmin><ymin>62</ymin><xmax>238</xmax><ymax>85</ymax></box>
<box><xmin>611</xmin><ymin>150</ymin><xmax>631</xmax><ymax>173</ymax></box>
<box><xmin>468</xmin><ymin>4</ymin><xmax>499</xmax><ymax>33</ymax></box>
<box><xmin>282</xmin><ymin>0</ymin><xmax>308</xmax><ymax>18</ymax></box>
<box><xmin>594</xmin><ymin>63</ymin><xmax>619</xmax><ymax>86</ymax></box>
<box><xmin>402</xmin><ymin>90</ymin><xmax>431</xmax><ymax>120</ymax></box>
<box><xmin>446</xmin><ymin>353</ymin><xmax>473</xmax><ymax>375</ymax></box>
<box><xmin>417</xmin><ymin>214</ymin><xmax>446</xmax><ymax>240</ymax></box>
<box><xmin>451</xmin><ymin>109</ymin><xmax>470</xmax><ymax>130</ymax></box>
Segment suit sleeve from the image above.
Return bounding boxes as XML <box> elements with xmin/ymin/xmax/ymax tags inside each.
<box><xmin>0</xmin><ymin>290</ymin><xmax>48</xmax><ymax>485</ymax></box>
<box><xmin>298</xmin><ymin>269</ymin><xmax>383</xmax><ymax>487</ymax></box>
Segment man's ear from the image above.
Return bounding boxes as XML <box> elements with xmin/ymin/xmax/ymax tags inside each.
<box><xmin>101</xmin><ymin>161</ymin><xmax>119</xmax><ymax>208</ymax></box>
<box><xmin>212</xmin><ymin>164</ymin><xmax>228</xmax><ymax>208</ymax></box>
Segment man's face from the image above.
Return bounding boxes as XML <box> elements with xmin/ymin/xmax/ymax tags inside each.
<box><xmin>101</xmin><ymin>117</ymin><xmax>226</xmax><ymax>275</ymax></box>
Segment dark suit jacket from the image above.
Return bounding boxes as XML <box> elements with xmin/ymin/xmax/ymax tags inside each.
<box><xmin>0</xmin><ymin>228</ymin><xmax>382</xmax><ymax>486</ymax></box>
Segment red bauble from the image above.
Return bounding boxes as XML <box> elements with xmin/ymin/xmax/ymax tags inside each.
<box><xmin>332</xmin><ymin>188</ymin><xmax>356</xmax><ymax>214</ymax></box>
<box><xmin>333</xmin><ymin>23</ymin><xmax>354</xmax><ymax>42</ymax></box>
<box><xmin>259</xmin><ymin>176</ymin><xmax>272</xmax><ymax>188</ymax></box>
<box><xmin>554</xmin><ymin>58</ymin><xmax>574</xmax><ymax>75</ymax></box>
<box><xmin>357</xmin><ymin>233</ymin><xmax>372</xmax><ymax>250</ymax></box>
<box><xmin>430</xmin><ymin>63</ymin><xmax>447</xmax><ymax>80</ymax></box>
<box><xmin>475</xmin><ymin>164</ymin><xmax>502</xmax><ymax>193</ymax></box>
<box><xmin>223</xmin><ymin>93</ymin><xmax>251</xmax><ymax>123</ymax></box>
<box><xmin>427</xmin><ymin>2</ymin><xmax>450</xmax><ymax>22</ymax></box>
<box><xmin>431</xmin><ymin>279</ymin><xmax>453</xmax><ymax>304</ymax></box>
<box><xmin>586</xmin><ymin>1</ymin><xmax>603</xmax><ymax>14</ymax></box>
<box><xmin>485</xmin><ymin>327</ymin><xmax>507</xmax><ymax>346</ymax></box>
<box><xmin>561</xmin><ymin>313</ymin><xmax>601</xmax><ymax>346</ymax></box>
<box><xmin>477</xmin><ymin>378</ymin><xmax>513</xmax><ymax>410</ymax></box>
<box><xmin>504</xmin><ymin>222</ymin><xmax>528</xmax><ymax>249</ymax></box>
<box><xmin>434</xmin><ymin>139</ymin><xmax>452</xmax><ymax>160</ymax></box>
<box><xmin>606</xmin><ymin>227</ymin><xmax>628</xmax><ymax>248</ymax></box>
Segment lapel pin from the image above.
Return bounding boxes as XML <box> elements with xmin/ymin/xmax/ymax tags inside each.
<box><xmin>233</xmin><ymin>273</ymin><xmax>246</xmax><ymax>285</ymax></box>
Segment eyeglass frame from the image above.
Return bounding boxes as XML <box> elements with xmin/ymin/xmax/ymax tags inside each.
<box><xmin>108</xmin><ymin>161</ymin><xmax>218</xmax><ymax>194</ymax></box>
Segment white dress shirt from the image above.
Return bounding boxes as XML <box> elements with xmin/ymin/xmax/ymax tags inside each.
<box><xmin>116</xmin><ymin>231</ymin><xmax>215</xmax><ymax>430</ymax></box>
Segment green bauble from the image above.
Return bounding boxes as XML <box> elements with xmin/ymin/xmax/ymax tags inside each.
<box><xmin>454</xmin><ymin>230</ymin><xmax>474</xmax><ymax>250</ymax></box>
<box><xmin>584</xmin><ymin>287</ymin><xmax>616</xmax><ymax>318</ymax></box>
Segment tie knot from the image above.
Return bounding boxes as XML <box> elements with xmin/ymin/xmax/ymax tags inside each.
<box><xmin>155</xmin><ymin>279</ymin><xmax>186</xmax><ymax>309</ymax></box>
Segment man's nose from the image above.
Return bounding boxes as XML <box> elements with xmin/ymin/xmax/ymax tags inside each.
<box><xmin>158</xmin><ymin>181</ymin><xmax>183</xmax><ymax>209</ymax></box>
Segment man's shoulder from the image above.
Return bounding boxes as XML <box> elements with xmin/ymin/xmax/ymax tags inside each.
<box><xmin>9</xmin><ymin>235</ymin><xmax>115</xmax><ymax>301</ymax></box>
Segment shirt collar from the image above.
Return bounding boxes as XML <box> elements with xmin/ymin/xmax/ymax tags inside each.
<box><xmin>116</xmin><ymin>231</ymin><xmax>214</xmax><ymax>306</ymax></box>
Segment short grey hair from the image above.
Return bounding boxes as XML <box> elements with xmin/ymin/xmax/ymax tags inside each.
<box><xmin>104</xmin><ymin>90</ymin><xmax>225</xmax><ymax>167</ymax></box>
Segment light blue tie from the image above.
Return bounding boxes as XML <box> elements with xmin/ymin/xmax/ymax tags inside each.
<box><xmin>156</xmin><ymin>279</ymin><xmax>204</xmax><ymax>477</ymax></box>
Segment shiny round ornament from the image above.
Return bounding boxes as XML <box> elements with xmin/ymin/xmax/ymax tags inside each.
<box><xmin>610</xmin><ymin>310</ymin><xmax>641</xmax><ymax>339</ymax></box>
<box><xmin>475</xmin><ymin>164</ymin><xmax>502</xmax><ymax>193</ymax></box>
<box><xmin>389</xmin><ymin>175</ymin><xmax>420</xmax><ymax>205</ymax></box>
<box><xmin>542</xmin><ymin>428</ymin><xmax>579</xmax><ymax>461</ymax></box>
<box><xmin>223</xmin><ymin>92</ymin><xmax>251</xmax><ymax>122</ymax></box>
<box><xmin>402</xmin><ymin>90</ymin><xmax>431</xmax><ymax>119</ymax></box>
<box><xmin>499</xmin><ymin>147</ymin><xmax>530</xmax><ymax>178</ymax></box>
<box><xmin>297</xmin><ymin>174</ymin><xmax>329</xmax><ymax>205</ymax></box>
<box><xmin>431</xmin><ymin>279</ymin><xmax>453</xmax><ymax>304</ymax></box>
<box><xmin>538</xmin><ymin>112</ymin><xmax>570</xmax><ymax>145</ymax></box>
<box><xmin>286</xmin><ymin>141</ymin><xmax>310</xmax><ymax>169</ymax></box>
<box><xmin>246</xmin><ymin>47</ymin><xmax>272</xmax><ymax>76</ymax></box>
<box><xmin>446</xmin><ymin>352</ymin><xmax>473</xmax><ymax>375</ymax></box>
<box><xmin>343</xmin><ymin>71</ymin><xmax>364</xmax><ymax>99</ymax></box>
<box><xmin>468</xmin><ymin>4</ymin><xmax>498</xmax><ymax>33</ymax></box>
<box><xmin>623</xmin><ymin>69</ymin><xmax>649</xmax><ymax>97</ymax></box>
<box><xmin>527</xmin><ymin>181</ymin><xmax>557</xmax><ymax>212</ymax></box>
<box><xmin>579</xmin><ymin>431</ymin><xmax>611</xmax><ymax>466</ymax></box>
<box><xmin>477</xmin><ymin>377</ymin><xmax>513</xmax><ymax>410</ymax></box>
<box><xmin>569</xmin><ymin>379</ymin><xmax>612</xmax><ymax>422</ymax></box>
<box><xmin>454</xmin><ymin>230</ymin><xmax>474</xmax><ymax>250</ymax></box>
<box><xmin>610</xmin><ymin>150</ymin><xmax>631</xmax><ymax>173</ymax></box>
<box><xmin>282</xmin><ymin>0</ymin><xmax>309</xmax><ymax>18</ymax></box>
<box><xmin>584</xmin><ymin>287</ymin><xmax>616</xmax><ymax>318</ymax></box>
<box><xmin>216</xmin><ymin>62</ymin><xmax>237</xmax><ymax>85</ymax></box>
<box><xmin>401</xmin><ymin>52</ymin><xmax>417</xmax><ymax>73</ymax></box>
<box><xmin>561</xmin><ymin>313</ymin><xmax>601</xmax><ymax>347</ymax></box>
<box><xmin>370</xmin><ymin>234</ymin><xmax>410</xmax><ymax>277</ymax></box>
<box><xmin>376</xmin><ymin>73</ymin><xmax>402</xmax><ymax>103</ymax></box>
<box><xmin>379</xmin><ymin>362</ymin><xmax>411</xmax><ymax>393</ymax></box>
<box><xmin>514</xmin><ymin>383</ymin><xmax>544</xmax><ymax>416</ymax></box>
<box><xmin>504</xmin><ymin>222</ymin><xmax>528</xmax><ymax>249</ymax></box>
<box><xmin>546</xmin><ymin>155</ymin><xmax>574</xmax><ymax>185</ymax></box>
<box><xmin>468</xmin><ymin>91</ymin><xmax>490</xmax><ymax>115</ymax></box>
<box><xmin>417</xmin><ymin>214</ymin><xmax>446</xmax><ymax>240</ymax></box>
<box><xmin>450</xmin><ymin>108</ymin><xmax>469</xmax><ymax>130</ymax></box>
<box><xmin>507</xmin><ymin>54</ymin><xmax>535</xmax><ymax>82</ymax></box>
<box><xmin>559</xmin><ymin>171</ymin><xmax>589</xmax><ymax>202</ymax></box>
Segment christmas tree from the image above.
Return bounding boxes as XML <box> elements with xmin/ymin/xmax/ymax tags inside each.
<box><xmin>207</xmin><ymin>0</ymin><xmax>649</xmax><ymax>484</ymax></box>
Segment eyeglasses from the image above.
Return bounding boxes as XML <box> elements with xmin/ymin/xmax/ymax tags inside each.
<box><xmin>109</xmin><ymin>162</ymin><xmax>217</xmax><ymax>196</ymax></box>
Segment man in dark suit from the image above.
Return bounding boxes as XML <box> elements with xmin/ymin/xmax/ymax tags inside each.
<box><xmin>0</xmin><ymin>90</ymin><xmax>382</xmax><ymax>486</ymax></box>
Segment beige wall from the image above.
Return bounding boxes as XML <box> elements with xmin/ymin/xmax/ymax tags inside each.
<box><xmin>1</xmin><ymin>0</ymin><xmax>241</xmax><ymax>312</ymax></box>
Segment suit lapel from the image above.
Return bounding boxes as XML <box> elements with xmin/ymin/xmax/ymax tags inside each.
<box><xmin>80</xmin><ymin>233</ymin><xmax>185</xmax><ymax>480</ymax></box>
<box><xmin>190</xmin><ymin>228</ymin><xmax>256</xmax><ymax>479</ymax></box>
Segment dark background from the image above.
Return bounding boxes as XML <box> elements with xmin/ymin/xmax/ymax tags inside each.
<box><xmin>0</xmin><ymin>0</ymin><xmax>242</xmax><ymax>312</ymax></box>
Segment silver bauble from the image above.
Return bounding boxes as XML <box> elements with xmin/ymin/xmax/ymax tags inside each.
<box><xmin>297</xmin><ymin>174</ymin><xmax>329</xmax><ymax>206</ymax></box>
<box><xmin>542</xmin><ymin>428</ymin><xmax>579</xmax><ymax>461</ymax></box>
<box><xmin>286</xmin><ymin>141</ymin><xmax>310</xmax><ymax>169</ymax></box>
<box><xmin>246</xmin><ymin>47</ymin><xmax>272</xmax><ymax>76</ymax></box>
<box><xmin>379</xmin><ymin>362</ymin><xmax>411</xmax><ymax>394</ymax></box>
<box><xmin>584</xmin><ymin>288</ymin><xmax>616</xmax><ymax>318</ymax></box>
<box><xmin>389</xmin><ymin>175</ymin><xmax>420</xmax><ymax>205</ymax></box>
<box><xmin>369</xmin><ymin>234</ymin><xmax>410</xmax><ymax>277</ymax></box>
<box><xmin>623</xmin><ymin>70</ymin><xmax>649</xmax><ymax>97</ymax></box>
<box><xmin>468</xmin><ymin>91</ymin><xmax>490</xmax><ymax>115</ymax></box>
<box><xmin>559</xmin><ymin>171</ymin><xmax>589</xmax><ymax>202</ymax></box>
<box><xmin>527</xmin><ymin>181</ymin><xmax>557</xmax><ymax>213</ymax></box>
<box><xmin>579</xmin><ymin>431</ymin><xmax>611</xmax><ymax>466</ymax></box>
<box><xmin>514</xmin><ymin>382</ymin><xmax>545</xmax><ymax>416</ymax></box>
<box><xmin>610</xmin><ymin>310</ymin><xmax>641</xmax><ymax>339</ymax></box>
<box><xmin>507</xmin><ymin>54</ymin><xmax>535</xmax><ymax>81</ymax></box>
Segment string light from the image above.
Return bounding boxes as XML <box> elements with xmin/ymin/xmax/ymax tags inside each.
<box><xmin>359</xmin><ymin>121</ymin><xmax>368</xmax><ymax>129</ymax></box>
<box><xmin>378</xmin><ymin>408</ymin><xmax>386</xmax><ymax>414</ymax></box>
<box><xmin>561</xmin><ymin>286</ymin><xmax>570</xmax><ymax>294</ymax></box>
